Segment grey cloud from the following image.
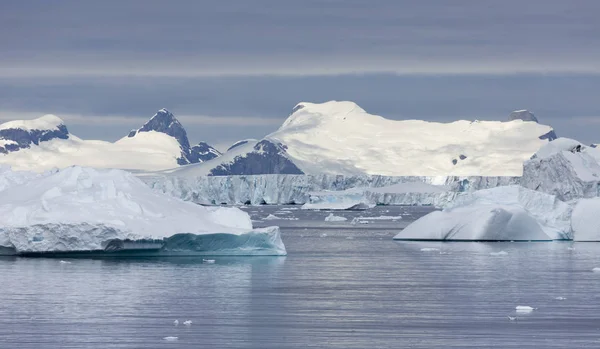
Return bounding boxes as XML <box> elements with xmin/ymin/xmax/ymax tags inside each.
<box><xmin>1</xmin><ymin>1</ymin><xmax>600</xmax><ymax>76</ymax></box>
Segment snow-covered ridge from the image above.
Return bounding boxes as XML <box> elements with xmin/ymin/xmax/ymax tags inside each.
<box><xmin>0</xmin><ymin>110</ymin><xmax>221</xmax><ymax>172</ymax></box>
<box><xmin>0</xmin><ymin>166</ymin><xmax>286</xmax><ymax>255</ymax></box>
<box><xmin>171</xmin><ymin>101</ymin><xmax>557</xmax><ymax>177</ymax></box>
<box><xmin>0</xmin><ymin>114</ymin><xmax>65</xmax><ymax>132</ymax></box>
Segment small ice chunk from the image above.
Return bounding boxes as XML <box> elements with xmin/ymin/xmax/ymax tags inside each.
<box><xmin>163</xmin><ymin>336</ymin><xmax>178</xmax><ymax>341</ymax></box>
<box><xmin>555</xmin><ymin>297</ymin><xmax>567</xmax><ymax>300</ymax></box>
<box><xmin>264</xmin><ymin>214</ymin><xmax>280</xmax><ymax>220</ymax></box>
<box><xmin>346</xmin><ymin>236</ymin><xmax>354</xmax><ymax>240</ymax></box>
<box><xmin>324</xmin><ymin>213</ymin><xmax>347</xmax><ymax>222</ymax></box>
<box><xmin>173</xmin><ymin>320</ymin><xmax>179</xmax><ymax>326</ymax></box>
<box><xmin>183</xmin><ymin>320</ymin><xmax>192</xmax><ymax>326</ymax></box>
<box><xmin>420</xmin><ymin>248</ymin><xmax>439</xmax><ymax>252</ymax></box>
<box><xmin>59</xmin><ymin>260</ymin><xmax>71</xmax><ymax>264</ymax></box>
<box><xmin>515</xmin><ymin>306</ymin><xmax>536</xmax><ymax>313</ymax></box>
<box><xmin>507</xmin><ymin>316</ymin><xmax>517</xmax><ymax>321</ymax></box>
<box><xmin>320</xmin><ymin>233</ymin><xmax>328</xmax><ymax>238</ymax></box>
<box><xmin>490</xmin><ymin>251</ymin><xmax>508</xmax><ymax>256</ymax></box>
<box><xmin>592</xmin><ymin>267</ymin><xmax>600</xmax><ymax>272</ymax></box>
<box><xmin>202</xmin><ymin>259</ymin><xmax>215</xmax><ymax>264</ymax></box>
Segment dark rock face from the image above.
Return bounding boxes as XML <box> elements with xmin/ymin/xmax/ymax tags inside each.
<box><xmin>459</xmin><ymin>154</ymin><xmax>467</xmax><ymax>160</ymax></box>
<box><xmin>189</xmin><ymin>142</ymin><xmax>221</xmax><ymax>163</ymax></box>
<box><xmin>210</xmin><ymin>140</ymin><xmax>304</xmax><ymax>175</ymax></box>
<box><xmin>508</xmin><ymin>110</ymin><xmax>539</xmax><ymax>123</ymax></box>
<box><xmin>0</xmin><ymin>124</ymin><xmax>69</xmax><ymax>154</ymax></box>
<box><xmin>129</xmin><ymin>109</ymin><xmax>220</xmax><ymax>165</ymax></box>
<box><xmin>539</xmin><ymin>130</ymin><xmax>558</xmax><ymax>141</ymax></box>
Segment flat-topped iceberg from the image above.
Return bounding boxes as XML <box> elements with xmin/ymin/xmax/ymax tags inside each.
<box><xmin>394</xmin><ymin>186</ymin><xmax>571</xmax><ymax>241</ymax></box>
<box><xmin>0</xmin><ymin>166</ymin><xmax>286</xmax><ymax>256</ymax></box>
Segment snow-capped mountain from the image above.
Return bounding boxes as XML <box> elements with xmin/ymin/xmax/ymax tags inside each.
<box><xmin>0</xmin><ymin>109</ymin><xmax>220</xmax><ymax>172</ymax></box>
<box><xmin>167</xmin><ymin>101</ymin><xmax>558</xmax><ymax>177</ymax></box>
<box><xmin>0</xmin><ymin>115</ymin><xmax>69</xmax><ymax>154</ymax></box>
<box><xmin>127</xmin><ymin>108</ymin><xmax>221</xmax><ymax>164</ymax></box>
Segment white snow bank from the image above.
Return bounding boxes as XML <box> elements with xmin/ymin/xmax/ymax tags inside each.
<box><xmin>0</xmin><ymin>166</ymin><xmax>286</xmax><ymax>255</ymax></box>
<box><xmin>394</xmin><ymin>186</ymin><xmax>568</xmax><ymax>241</ymax></box>
<box><xmin>324</xmin><ymin>213</ymin><xmax>347</xmax><ymax>222</ymax></box>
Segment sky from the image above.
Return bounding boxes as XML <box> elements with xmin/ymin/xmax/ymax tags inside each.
<box><xmin>1</xmin><ymin>0</ymin><xmax>600</xmax><ymax>150</ymax></box>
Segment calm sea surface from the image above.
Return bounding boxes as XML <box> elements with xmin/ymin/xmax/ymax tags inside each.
<box><xmin>1</xmin><ymin>206</ymin><xmax>600</xmax><ymax>348</ymax></box>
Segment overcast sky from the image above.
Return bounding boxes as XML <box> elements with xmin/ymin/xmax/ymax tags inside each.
<box><xmin>2</xmin><ymin>0</ymin><xmax>599</xmax><ymax>149</ymax></box>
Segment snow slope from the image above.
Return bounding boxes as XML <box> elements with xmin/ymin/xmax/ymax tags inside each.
<box><xmin>0</xmin><ymin>110</ymin><xmax>221</xmax><ymax>172</ymax></box>
<box><xmin>0</xmin><ymin>166</ymin><xmax>286</xmax><ymax>255</ymax></box>
<box><xmin>166</xmin><ymin>101</ymin><xmax>557</xmax><ymax>176</ymax></box>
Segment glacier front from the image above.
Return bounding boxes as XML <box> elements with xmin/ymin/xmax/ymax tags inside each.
<box><xmin>0</xmin><ymin>166</ymin><xmax>286</xmax><ymax>256</ymax></box>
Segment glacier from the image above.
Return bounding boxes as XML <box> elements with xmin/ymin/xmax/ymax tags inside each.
<box><xmin>141</xmin><ymin>173</ymin><xmax>518</xmax><ymax>206</ymax></box>
<box><xmin>303</xmin><ymin>182</ymin><xmax>459</xmax><ymax>210</ymax></box>
<box><xmin>394</xmin><ymin>186</ymin><xmax>571</xmax><ymax>241</ymax></box>
<box><xmin>0</xmin><ymin>166</ymin><xmax>286</xmax><ymax>256</ymax></box>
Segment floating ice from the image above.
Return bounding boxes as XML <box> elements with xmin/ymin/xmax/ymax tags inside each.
<box><xmin>592</xmin><ymin>268</ymin><xmax>600</xmax><ymax>272</ymax></box>
<box><xmin>173</xmin><ymin>320</ymin><xmax>179</xmax><ymax>326</ymax></box>
<box><xmin>320</xmin><ymin>233</ymin><xmax>328</xmax><ymax>238</ymax></box>
<box><xmin>515</xmin><ymin>306</ymin><xmax>536</xmax><ymax>313</ymax></box>
<box><xmin>324</xmin><ymin>213</ymin><xmax>347</xmax><ymax>222</ymax></box>
<box><xmin>163</xmin><ymin>336</ymin><xmax>178</xmax><ymax>341</ymax></box>
<box><xmin>0</xmin><ymin>166</ymin><xmax>287</xmax><ymax>256</ymax></box>
<box><xmin>490</xmin><ymin>251</ymin><xmax>508</xmax><ymax>256</ymax></box>
<box><xmin>394</xmin><ymin>186</ymin><xmax>569</xmax><ymax>241</ymax></box>
<box><xmin>59</xmin><ymin>260</ymin><xmax>71</xmax><ymax>264</ymax></box>
<box><xmin>183</xmin><ymin>320</ymin><xmax>192</xmax><ymax>326</ymax></box>
<box><xmin>264</xmin><ymin>214</ymin><xmax>281</xmax><ymax>220</ymax></box>
<box><xmin>555</xmin><ymin>297</ymin><xmax>567</xmax><ymax>300</ymax></box>
<box><xmin>507</xmin><ymin>316</ymin><xmax>517</xmax><ymax>321</ymax></box>
<box><xmin>420</xmin><ymin>248</ymin><xmax>440</xmax><ymax>252</ymax></box>
<box><xmin>202</xmin><ymin>259</ymin><xmax>215</xmax><ymax>264</ymax></box>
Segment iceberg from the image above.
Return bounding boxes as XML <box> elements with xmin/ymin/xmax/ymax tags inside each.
<box><xmin>571</xmin><ymin>198</ymin><xmax>600</xmax><ymax>241</ymax></box>
<box><xmin>324</xmin><ymin>213</ymin><xmax>347</xmax><ymax>222</ymax></box>
<box><xmin>0</xmin><ymin>166</ymin><xmax>286</xmax><ymax>256</ymax></box>
<box><xmin>521</xmin><ymin>138</ymin><xmax>600</xmax><ymax>201</ymax></box>
<box><xmin>394</xmin><ymin>186</ymin><xmax>570</xmax><ymax>241</ymax></box>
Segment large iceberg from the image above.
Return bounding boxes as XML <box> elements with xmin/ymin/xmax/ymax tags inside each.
<box><xmin>0</xmin><ymin>166</ymin><xmax>286</xmax><ymax>256</ymax></box>
<box><xmin>571</xmin><ymin>198</ymin><xmax>600</xmax><ymax>241</ymax></box>
<box><xmin>394</xmin><ymin>186</ymin><xmax>571</xmax><ymax>241</ymax></box>
<box><xmin>521</xmin><ymin>138</ymin><xmax>600</xmax><ymax>201</ymax></box>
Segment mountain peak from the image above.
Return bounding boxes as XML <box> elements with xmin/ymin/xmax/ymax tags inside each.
<box><xmin>508</xmin><ymin>110</ymin><xmax>539</xmax><ymax>123</ymax></box>
<box><xmin>128</xmin><ymin>109</ymin><xmax>189</xmax><ymax>146</ymax></box>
